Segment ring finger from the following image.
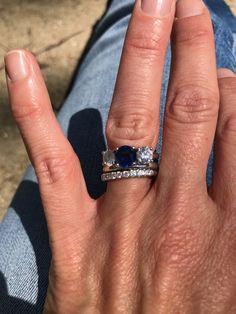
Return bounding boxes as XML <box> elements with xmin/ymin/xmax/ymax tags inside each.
<box><xmin>105</xmin><ymin>0</ymin><xmax>175</xmax><ymax>199</ymax></box>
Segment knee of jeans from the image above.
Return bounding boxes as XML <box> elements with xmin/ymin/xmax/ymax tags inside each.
<box><xmin>210</xmin><ymin>12</ymin><xmax>236</xmax><ymax>73</ymax></box>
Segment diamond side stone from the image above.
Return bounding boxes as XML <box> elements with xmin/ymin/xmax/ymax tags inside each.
<box><xmin>103</xmin><ymin>150</ymin><xmax>115</xmax><ymax>166</ymax></box>
<box><xmin>137</xmin><ymin>147</ymin><xmax>153</xmax><ymax>164</ymax></box>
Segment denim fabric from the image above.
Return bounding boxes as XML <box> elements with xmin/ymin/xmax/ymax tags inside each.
<box><xmin>205</xmin><ymin>0</ymin><xmax>236</xmax><ymax>33</ymax></box>
<box><xmin>0</xmin><ymin>0</ymin><xmax>235</xmax><ymax>312</ymax></box>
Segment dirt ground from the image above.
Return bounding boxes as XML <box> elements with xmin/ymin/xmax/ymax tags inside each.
<box><xmin>0</xmin><ymin>0</ymin><xmax>235</xmax><ymax>222</ymax></box>
<box><xmin>226</xmin><ymin>0</ymin><xmax>236</xmax><ymax>13</ymax></box>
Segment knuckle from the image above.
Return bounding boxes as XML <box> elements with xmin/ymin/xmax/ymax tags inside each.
<box><xmin>11</xmin><ymin>98</ymin><xmax>42</xmax><ymax>122</ymax></box>
<box><xmin>217</xmin><ymin>78</ymin><xmax>236</xmax><ymax>142</ymax></box>
<box><xmin>217</xmin><ymin>114</ymin><xmax>236</xmax><ymax>142</ymax></box>
<box><xmin>35</xmin><ymin>150</ymin><xmax>79</xmax><ymax>185</ymax></box>
<box><xmin>166</xmin><ymin>85</ymin><xmax>219</xmax><ymax>124</ymax></box>
<box><xmin>173</xmin><ymin>21</ymin><xmax>212</xmax><ymax>47</ymax></box>
<box><xmin>125</xmin><ymin>27</ymin><xmax>165</xmax><ymax>57</ymax></box>
<box><xmin>106</xmin><ymin>108</ymin><xmax>156</xmax><ymax>145</ymax></box>
<box><xmin>219</xmin><ymin>77</ymin><xmax>236</xmax><ymax>93</ymax></box>
<box><xmin>144</xmin><ymin>215</ymin><xmax>201</xmax><ymax>273</ymax></box>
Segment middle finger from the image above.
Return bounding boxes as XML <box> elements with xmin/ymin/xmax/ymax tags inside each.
<box><xmin>159</xmin><ymin>0</ymin><xmax>219</xmax><ymax>190</ymax></box>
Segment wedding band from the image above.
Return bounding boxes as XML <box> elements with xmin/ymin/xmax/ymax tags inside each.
<box><xmin>101</xmin><ymin>168</ymin><xmax>158</xmax><ymax>182</ymax></box>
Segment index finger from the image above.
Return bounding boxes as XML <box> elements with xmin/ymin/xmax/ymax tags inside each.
<box><xmin>4</xmin><ymin>50</ymin><xmax>95</xmax><ymax>252</ymax></box>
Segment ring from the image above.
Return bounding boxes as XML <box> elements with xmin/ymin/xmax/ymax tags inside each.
<box><xmin>103</xmin><ymin>162</ymin><xmax>158</xmax><ymax>172</ymax></box>
<box><xmin>102</xmin><ymin>146</ymin><xmax>158</xmax><ymax>168</ymax></box>
<box><xmin>101</xmin><ymin>168</ymin><xmax>158</xmax><ymax>182</ymax></box>
<box><xmin>101</xmin><ymin>145</ymin><xmax>159</xmax><ymax>182</ymax></box>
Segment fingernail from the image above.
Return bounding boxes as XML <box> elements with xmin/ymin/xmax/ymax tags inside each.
<box><xmin>141</xmin><ymin>0</ymin><xmax>174</xmax><ymax>17</ymax></box>
<box><xmin>4</xmin><ymin>50</ymin><xmax>29</xmax><ymax>82</ymax></box>
<box><xmin>217</xmin><ymin>68</ymin><xmax>236</xmax><ymax>78</ymax></box>
<box><xmin>176</xmin><ymin>0</ymin><xmax>205</xmax><ymax>18</ymax></box>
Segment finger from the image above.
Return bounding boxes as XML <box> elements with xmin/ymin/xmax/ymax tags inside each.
<box><xmin>210</xmin><ymin>69</ymin><xmax>236</xmax><ymax>205</ymax></box>
<box><xmin>105</xmin><ymin>0</ymin><xmax>175</xmax><ymax>197</ymax></box>
<box><xmin>5</xmin><ymin>50</ymin><xmax>95</xmax><ymax>254</ymax></box>
<box><xmin>159</xmin><ymin>0</ymin><xmax>219</xmax><ymax>190</ymax></box>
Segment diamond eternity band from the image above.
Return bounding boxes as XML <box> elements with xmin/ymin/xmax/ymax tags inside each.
<box><xmin>101</xmin><ymin>168</ymin><xmax>158</xmax><ymax>182</ymax></box>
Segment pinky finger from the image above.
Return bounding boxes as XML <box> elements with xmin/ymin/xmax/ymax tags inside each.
<box><xmin>4</xmin><ymin>50</ymin><xmax>95</xmax><ymax>254</ymax></box>
<box><xmin>210</xmin><ymin>68</ymin><xmax>236</xmax><ymax>206</ymax></box>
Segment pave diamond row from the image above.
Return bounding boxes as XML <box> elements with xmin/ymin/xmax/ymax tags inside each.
<box><xmin>101</xmin><ymin>168</ymin><xmax>157</xmax><ymax>182</ymax></box>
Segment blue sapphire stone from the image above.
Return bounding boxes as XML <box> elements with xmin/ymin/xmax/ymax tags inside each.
<box><xmin>115</xmin><ymin>146</ymin><xmax>137</xmax><ymax>169</ymax></box>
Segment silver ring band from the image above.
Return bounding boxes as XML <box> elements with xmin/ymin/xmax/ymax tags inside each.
<box><xmin>103</xmin><ymin>162</ymin><xmax>158</xmax><ymax>172</ymax></box>
<box><xmin>101</xmin><ymin>168</ymin><xmax>158</xmax><ymax>182</ymax></box>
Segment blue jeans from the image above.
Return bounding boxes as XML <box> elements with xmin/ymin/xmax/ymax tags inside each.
<box><xmin>0</xmin><ymin>1</ymin><xmax>235</xmax><ymax>312</ymax></box>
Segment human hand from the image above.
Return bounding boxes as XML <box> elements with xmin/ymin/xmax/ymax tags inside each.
<box><xmin>4</xmin><ymin>0</ymin><xmax>236</xmax><ymax>312</ymax></box>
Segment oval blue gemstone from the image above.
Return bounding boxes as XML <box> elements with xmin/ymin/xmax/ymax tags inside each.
<box><xmin>115</xmin><ymin>146</ymin><xmax>137</xmax><ymax>169</ymax></box>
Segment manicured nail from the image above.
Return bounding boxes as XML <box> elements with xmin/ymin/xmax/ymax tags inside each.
<box><xmin>176</xmin><ymin>0</ymin><xmax>205</xmax><ymax>18</ymax></box>
<box><xmin>217</xmin><ymin>68</ymin><xmax>236</xmax><ymax>78</ymax></box>
<box><xmin>141</xmin><ymin>0</ymin><xmax>174</xmax><ymax>17</ymax></box>
<box><xmin>4</xmin><ymin>50</ymin><xmax>29</xmax><ymax>82</ymax></box>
